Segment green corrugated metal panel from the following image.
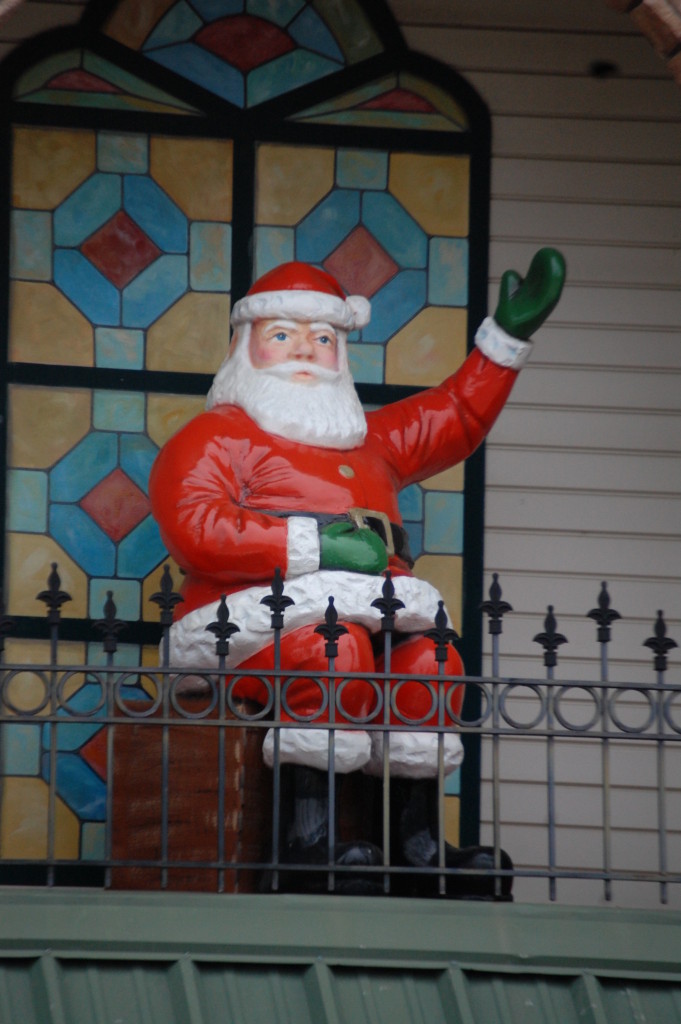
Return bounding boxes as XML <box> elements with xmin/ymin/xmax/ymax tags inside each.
<box><xmin>0</xmin><ymin>892</ymin><xmax>680</xmax><ymax>1023</ymax></box>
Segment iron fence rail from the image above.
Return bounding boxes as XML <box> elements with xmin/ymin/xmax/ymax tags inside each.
<box><xmin>0</xmin><ymin>565</ymin><xmax>678</xmax><ymax>904</ymax></box>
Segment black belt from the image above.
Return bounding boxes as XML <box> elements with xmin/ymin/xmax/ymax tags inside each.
<box><xmin>264</xmin><ymin>508</ymin><xmax>414</xmax><ymax>568</ymax></box>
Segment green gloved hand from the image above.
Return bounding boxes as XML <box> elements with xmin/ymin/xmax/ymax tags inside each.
<box><xmin>320</xmin><ymin>521</ymin><xmax>388</xmax><ymax>575</ymax></box>
<box><xmin>494</xmin><ymin>247</ymin><xmax>566</xmax><ymax>340</ymax></box>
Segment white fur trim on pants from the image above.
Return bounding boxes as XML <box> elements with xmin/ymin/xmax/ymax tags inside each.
<box><xmin>167</xmin><ymin>570</ymin><xmax>450</xmax><ymax>675</ymax></box>
<box><xmin>262</xmin><ymin>726</ymin><xmax>371</xmax><ymax>773</ymax></box>
<box><xmin>365</xmin><ymin>730</ymin><xmax>464</xmax><ymax>779</ymax></box>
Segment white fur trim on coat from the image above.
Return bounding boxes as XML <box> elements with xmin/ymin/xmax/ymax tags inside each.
<box><xmin>286</xmin><ymin>516</ymin><xmax>320</xmax><ymax>576</ymax></box>
<box><xmin>475</xmin><ymin>316</ymin><xmax>533</xmax><ymax>370</ymax></box>
<box><xmin>230</xmin><ymin>289</ymin><xmax>371</xmax><ymax>332</ymax></box>
<box><xmin>365</xmin><ymin>730</ymin><xmax>463</xmax><ymax>779</ymax></box>
<box><xmin>168</xmin><ymin>570</ymin><xmax>451</xmax><ymax>673</ymax></box>
<box><xmin>262</xmin><ymin>726</ymin><xmax>371</xmax><ymax>773</ymax></box>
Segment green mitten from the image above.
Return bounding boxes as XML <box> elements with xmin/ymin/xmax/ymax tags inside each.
<box><xmin>320</xmin><ymin>521</ymin><xmax>388</xmax><ymax>575</ymax></box>
<box><xmin>494</xmin><ymin>247</ymin><xmax>566</xmax><ymax>340</ymax></box>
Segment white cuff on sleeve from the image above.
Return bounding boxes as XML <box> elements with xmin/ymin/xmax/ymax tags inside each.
<box><xmin>475</xmin><ymin>316</ymin><xmax>533</xmax><ymax>371</ymax></box>
<box><xmin>286</xmin><ymin>516</ymin><xmax>320</xmax><ymax>577</ymax></box>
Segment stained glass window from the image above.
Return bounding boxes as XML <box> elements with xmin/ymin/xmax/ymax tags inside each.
<box><xmin>1</xmin><ymin>0</ymin><xmax>491</xmax><ymax>861</ymax></box>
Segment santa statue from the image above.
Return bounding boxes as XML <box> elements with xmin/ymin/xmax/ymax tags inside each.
<box><xmin>149</xmin><ymin>252</ymin><xmax>565</xmax><ymax>896</ymax></box>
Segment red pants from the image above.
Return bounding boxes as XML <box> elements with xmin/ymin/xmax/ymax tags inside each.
<box><xmin>231</xmin><ymin>622</ymin><xmax>464</xmax><ymax>727</ymax></box>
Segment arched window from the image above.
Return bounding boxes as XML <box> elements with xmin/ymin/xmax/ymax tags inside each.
<box><xmin>1</xmin><ymin>0</ymin><xmax>490</xmax><ymax>858</ymax></box>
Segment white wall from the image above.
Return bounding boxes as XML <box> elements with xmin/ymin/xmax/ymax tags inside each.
<box><xmin>393</xmin><ymin>0</ymin><xmax>681</xmax><ymax>908</ymax></box>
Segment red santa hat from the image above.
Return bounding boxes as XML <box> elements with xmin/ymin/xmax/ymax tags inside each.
<box><xmin>230</xmin><ymin>261</ymin><xmax>371</xmax><ymax>332</ymax></box>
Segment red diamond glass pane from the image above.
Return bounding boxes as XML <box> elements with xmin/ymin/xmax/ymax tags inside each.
<box><xmin>324</xmin><ymin>225</ymin><xmax>398</xmax><ymax>298</ymax></box>
<box><xmin>195</xmin><ymin>15</ymin><xmax>295</xmax><ymax>73</ymax></box>
<box><xmin>81</xmin><ymin>210</ymin><xmax>161</xmax><ymax>289</ymax></box>
<box><xmin>80</xmin><ymin>468</ymin><xmax>150</xmax><ymax>542</ymax></box>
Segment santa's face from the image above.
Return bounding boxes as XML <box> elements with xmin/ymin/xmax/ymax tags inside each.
<box><xmin>205</xmin><ymin>317</ymin><xmax>368</xmax><ymax>450</ymax></box>
<box><xmin>249</xmin><ymin>319</ymin><xmax>339</xmax><ymax>381</ymax></box>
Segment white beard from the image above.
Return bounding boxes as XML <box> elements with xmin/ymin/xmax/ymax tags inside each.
<box><xmin>206</xmin><ymin>326</ymin><xmax>367</xmax><ymax>450</ymax></box>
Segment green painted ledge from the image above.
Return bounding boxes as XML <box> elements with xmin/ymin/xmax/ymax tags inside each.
<box><xmin>2</xmin><ymin>892</ymin><xmax>681</xmax><ymax>1024</ymax></box>
<box><xmin>0</xmin><ymin>890</ymin><xmax>679</xmax><ymax>974</ymax></box>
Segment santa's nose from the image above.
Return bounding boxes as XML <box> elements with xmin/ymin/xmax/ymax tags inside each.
<box><xmin>292</xmin><ymin>332</ymin><xmax>315</xmax><ymax>357</ymax></box>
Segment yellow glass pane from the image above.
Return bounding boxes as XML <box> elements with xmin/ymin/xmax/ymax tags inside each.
<box><xmin>421</xmin><ymin>464</ymin><xmax>464</xmax><ymax>492</ymax></box>
<box><xmin>8</xmin><ymin>385</ymin><xmax>91</xmax><ymax>470</ymax></box>
<box><xmin>2</xmin><ymin>641</ymin><xmax>87</xmax><ymax>715</ymax></box>
<box><xmin>412</xmin><ymin>554</ymin><xmax>462</xmax><ymax>635</ymax></box>
<box><xmin>0</xmin><ymin>778</ymin><xmax>79</xmax><ymax>859</ymax></box>
<box><xmin>104</xmin><ymin>0</ymin><xmax>175</xmax><ymax>50</ymax></box>
<box><xmin>146</xmin><ymin>292</ymin><xmax>230</xmax><ymax>374</ymax></box>
<box><xmin>13</xmin><ymin>126</ymin><xmax>95</xmax><ymax>210</ymax></box>
<box><xmin>146</xmin><ymin>394</ymin><xmax>206</xmax><ymax>448</ymax></box>
<box><xmin>390</xmin><ymin>153</ymin><xmax>469</xmax><ymax>237</ymax></box>
<box><xmin>256</xmin><ymin>144</ymin><xmax>335</xmax><ymax>226</ymax></box>
<box><xmin>9</xmin><ymin>282</ymin><xmax>94</xmax><ymax>366</ymax></box>
<box><xmin>6</xmin><ymin>533</ymin><xmax>88</xmax><ymax>618</ymax></box>
<box><xmin>151</xmin><ymin>137</ymin><xmax>233</xmax><ymax>220</ymax></box>
<box><xmin>386</xmin><ymin>307</ymin><xmax>467</xmax><ymax>387</ymax></box>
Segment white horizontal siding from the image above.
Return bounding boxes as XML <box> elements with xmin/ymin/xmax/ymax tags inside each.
<box><xmin>398</xmin><ymin>0</ymin><xmax>681</xmax><ymax>908</ymax></box>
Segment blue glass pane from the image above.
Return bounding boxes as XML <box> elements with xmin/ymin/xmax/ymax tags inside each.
<box><xmin>150</xmin><ymin>44</ymin><xmax>245</xmax><ymax>107</ymax></box>
<box><xmin>144</xmin><ymin>1</ymin><xmax>202</xmax><ymax>49</ymax></box>
<box><xmin>53</xmin><ymin>174</ymin><xmax>121</xmax><ymax>248</ymax></box>
<box><xmin>289</xmin><ymin>5</ymin><xmax>343</xmax><ymax>61</ymax></box>
<box><xmin>54</xmin><ymin>250</ymin><xmax>120</xmax><ymax>326</ymax></box>
<box><xmin>49</xmin><ymin>505</ymin><xmax>116</xmax><ymax>576</ymax></box>
<box><xmin>123</xmin><ymin>176</ymin><xmax>188</xmax><ymax>253</ymax></box>
<box><xmin>122</xmin><ymin>255</ymin><xmax>188</xmax><ymax>329</ymax></box>
<box><xmin>50</xmin><ymin>434</ymin><xmax>118</xmax><ymax>503</ymax></box>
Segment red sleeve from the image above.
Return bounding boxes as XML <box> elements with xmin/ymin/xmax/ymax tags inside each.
<box><xmin>369</xmin><ymin>348</ymin><xmax>519</xmax><ymax>486</ymax></box>
<box><xmin>148</xmin><ymin>411</ymin><xmax>289</xmax><ymax>584</ymax></box>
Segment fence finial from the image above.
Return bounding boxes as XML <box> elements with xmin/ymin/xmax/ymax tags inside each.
<box><xmin>644</xmin><ymin>610</ymin><xmax>678</xmax><ymax>674</ymax></box>
<box><xmin>480</xmin><ymin>573</ymin><xmax>513</xmax><ymax>636</ymax></box>
<box><xmin>587</xmin><ymin>581</ymin><xmax>621</xmax><ymax>644</ymax></box>
<box><xmin>533</xmin><ymin>605</ymin><xmax>567</xmax><ymax>669</ymax></box>
<box><xmin>260</xmin><ymin>567</ymin><xmax>295</xmax><ymax>630</ymax></box>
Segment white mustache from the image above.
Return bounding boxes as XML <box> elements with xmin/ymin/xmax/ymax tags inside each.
<box><xmin>262</xmin><ymin>361</ymin><xmax>341</xmax><ymax>383</ymax></box>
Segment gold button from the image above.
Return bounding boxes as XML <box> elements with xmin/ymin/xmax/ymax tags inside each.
<box><xmin>338</xmin><ymin>464</ymin><xmax>355</xmax><ymax>478</ymax></box>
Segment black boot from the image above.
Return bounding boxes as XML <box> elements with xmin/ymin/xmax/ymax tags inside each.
<box><xmin>391</xmin><ymin>778</ymin><xmax>513</xmax><ymax>900</ymax></box>
<box><xmin>264</xmin><ymin>765</ymin><xmax>383</xmax><ymax>895</ymax></box>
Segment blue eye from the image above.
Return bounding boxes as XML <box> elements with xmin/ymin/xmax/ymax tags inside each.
<box><xmin>274</xmin><ymin>332</ymin><xmax>288</xmax><ymax>341</ymax></box>
<box><xmin>318</xmin><ymin>335</ymin><xmax>331</xmax><ymax>345</ymax></box>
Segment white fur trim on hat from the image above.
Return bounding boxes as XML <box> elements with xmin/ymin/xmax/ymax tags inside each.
<box><xmin>365</xmin><ymin>730</ymin><xmax>464</xmax><ymax>779</ymax></box>
<box><xmin>262</xmin><ymin>726</ymin><xmax>371</xmax><ymax>773</ymax></box>
<box><xmin>475</xmin><ymin>316</ymin><xmax>533</xmax><ymax>370</ymax></box>
<box><xmin>230</xmin><ymin>289</ymin><xmax>371</xmax><ymax>332</ymax></box>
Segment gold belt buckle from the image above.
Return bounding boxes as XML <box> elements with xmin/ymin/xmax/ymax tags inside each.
<box><xmin>347</xmin><ymin>507</ymin><xmax>395</xmax><ymax>556</ymax></box>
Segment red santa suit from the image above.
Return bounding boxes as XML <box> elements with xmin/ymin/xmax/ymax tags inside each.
<box><xmin>149</xmin><ymin>264</ymin><xmax>532</xmax><ymax>777</ymax></box>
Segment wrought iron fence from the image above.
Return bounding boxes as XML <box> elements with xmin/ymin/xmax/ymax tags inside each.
<box><xmin>0</xmin><ymin>564</ymin><xmax>678</xmax><ymax>905</ymax></box>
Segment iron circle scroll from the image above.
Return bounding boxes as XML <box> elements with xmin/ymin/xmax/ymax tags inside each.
<box><xmin>607</xmin><ymin>687</ymin><xmax>656</xmax><ymax>734</ymax></box>
<box><xmin>335</xmin><ymin>676</ymin><xmax>383</xmax><ymax>724</ymax></box>
<box><xmin>389</xmin><ymin>677</ymin><xmax>438</xmax><ymax>727</ymax></box>
<box><xmin>498</xmin><ymin>682</ymin><xmax>547</xmax><ymax>731</ymax></box>
<box><xmin>226</xmin><ymin>674</ymin><xmax>274</xmax><ymax>719</ymax></box>
<box><xmin>56</xmin><ymin>670</ymin><xmax>107</xmax><ymax>716</ymax></box>
<box><xmin>664</xmin><ymin>688</ymin><xmax>681</xmax><ymax>735</ymax></box>
<box><xmin>447</xmin><ymin>678</ymin><xmax>491</xmax><ymax>727</ymax></box>
<box><xmin>281</xmin><ymin>674</ymin><xmax>329</xmax><ymax>722</ymax></box>
<box><xmin>169</xmin><ymin>674</ymin><xmax>219</xmax><ymax>718</ymax></box>
<box><xmin>1</xmin><ymin>669</ymin><xmax>50</xmax><ymax>716</ymax></box>
<box><xmin>553</xmin><ymin>685</ymin><xmax>601</xmax><ymax>733</ymax></box>
<box><xmin>113</xmin><ymin>672</ymin><xmax>163</xmax><ymax>717</ymax></box>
